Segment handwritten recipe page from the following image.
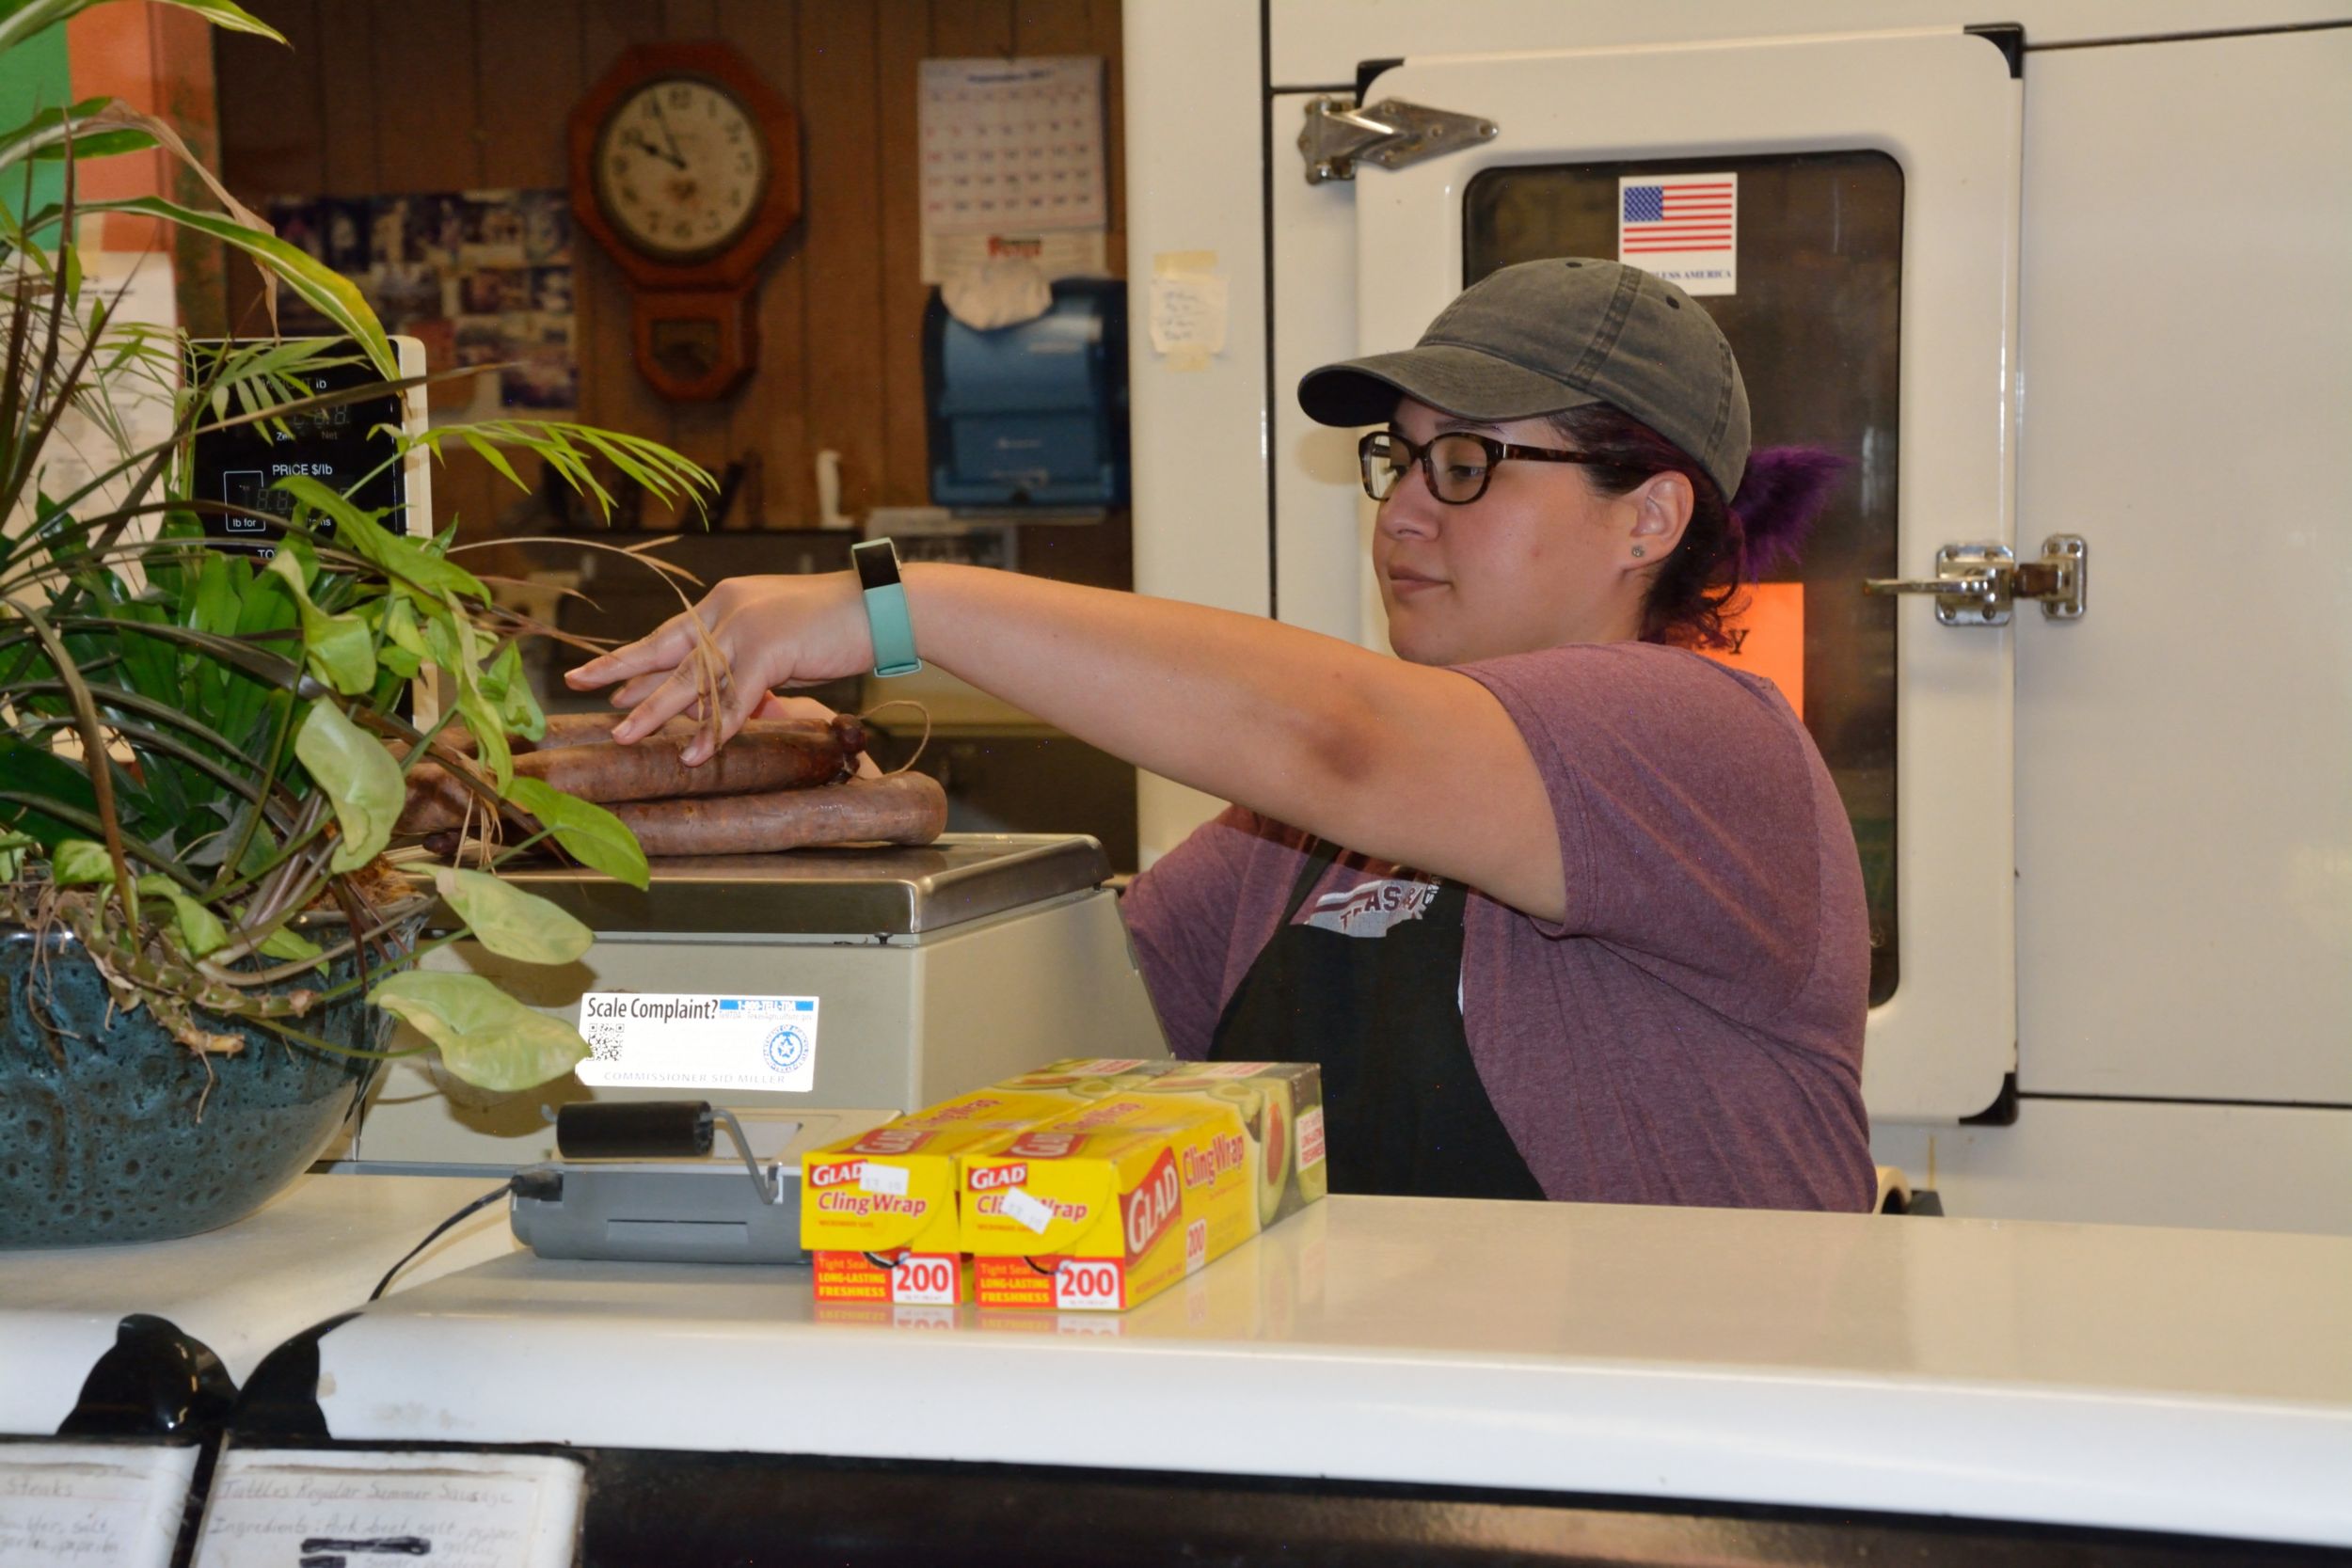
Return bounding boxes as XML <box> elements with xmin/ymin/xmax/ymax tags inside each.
<box><xmin>0</xmin><ymin>1443</ymin><xmax>198</xmax><ymax>1568</ymax></box>
<box><xmin>194</xmin><ymin>1449</ymin><xmax>582</xmax><ymax>1568</ymax></box>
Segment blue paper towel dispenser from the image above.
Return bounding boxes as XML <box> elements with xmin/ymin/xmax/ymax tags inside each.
<box><xmin>924</xmin><ymin>279</ymin><xmax>1128</xmax><ymax>508</ymax></box>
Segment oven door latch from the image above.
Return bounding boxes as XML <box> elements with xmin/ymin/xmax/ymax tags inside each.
<box><xmin>1865</xmin><ymin>534</ymin><xmax>2089</xmax><ymax>626</ymax></box>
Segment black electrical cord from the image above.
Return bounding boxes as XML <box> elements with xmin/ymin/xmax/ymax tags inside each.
<box><xmin>368</xmin><ymin>1180</ymin><xmax>516</xmax><ymax>1303</ymax></box>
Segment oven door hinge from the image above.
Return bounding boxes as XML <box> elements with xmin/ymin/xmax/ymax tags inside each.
<box><xmin>1298</xmin><ymin>95</ymin><xmax>1498</xmax><ymax>185</ymax></box>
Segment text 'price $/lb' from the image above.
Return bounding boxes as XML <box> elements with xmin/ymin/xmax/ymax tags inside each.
<box><xmin>1055</xmin><ymin>1259</ymin><xmax>1124</xmax><ymax>1310</ymax></box>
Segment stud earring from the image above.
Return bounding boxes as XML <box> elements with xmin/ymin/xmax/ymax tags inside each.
<box><xmin>1630</xmin><ymin>545</ymin><xmax>1646</xmax><ymax>559</ymax></box>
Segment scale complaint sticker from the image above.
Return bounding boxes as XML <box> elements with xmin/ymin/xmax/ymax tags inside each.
<box><xmin>1618</xmin><ymin>172</ymin><xmax>1737</xmax><ymax>296</ymax></box>
<box><xmin>575</xmin><ymin>993</ymin><xmax>818</xmax><ymax>1092</ymax></box>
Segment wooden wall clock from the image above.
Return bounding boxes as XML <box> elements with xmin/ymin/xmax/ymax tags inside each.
<box><xmin>568</xmin><ymin>42</ymin><xmax>802</xmax><ymax>401</ymax></box>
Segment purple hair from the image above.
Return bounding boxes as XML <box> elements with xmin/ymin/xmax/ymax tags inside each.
<box><xmin>1547</xmin><ymin>405</ymin><xmax>1850</xmax><ymax>649</ymax></box>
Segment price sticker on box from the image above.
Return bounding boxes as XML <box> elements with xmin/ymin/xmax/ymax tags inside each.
<box><xmin>997</xmin><ymin>1186</ymin><xmax>1056</xmax><ymax>1235</ymax></box>
<box><xmin>859</xmin><ymin>1163</ymin><xmax>910</xmax><ymax>1196</ymax></box>
<box><xmin>888</xmin><ymin>1253</ymin><xmax>961</xmax><ymax>1306</ymax></box>
<box><xmin>1055</xmin><ymin>1259</ymin><xmax>1123</xmax><ymax>1310</ymax></box>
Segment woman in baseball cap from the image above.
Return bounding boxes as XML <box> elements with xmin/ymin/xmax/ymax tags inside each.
<box><xmin>571</xmin><ymin>258</ymin><xmax>1870</xmax><ymax>1211</ymax></box>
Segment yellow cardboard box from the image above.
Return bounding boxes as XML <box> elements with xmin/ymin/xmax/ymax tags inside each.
<box><xmin>800</xmin><ymin>1059</ymin><xmax>1170</xmax><ymax>1306</ymax></box>
<box><xmin>960</xmin><ymin>1063</ymin><xmax>1324</xmax><ymax>1312</ymax></box>
<box><xmin>1120</xmin><ymin>1062</ymin><xmax>1329</xmax><ymax>1229</ymax></box>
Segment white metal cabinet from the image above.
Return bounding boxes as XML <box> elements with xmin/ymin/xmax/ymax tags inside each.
<box><xmin>1128</xmin><ymin>1</ymin><xmax>2352</xmax><ymax>1227</ymax></box>
<box><xmin>2011</xmin><ymin>28</ymin><xmax>2352</xmax><ymax>1104</ymax></box>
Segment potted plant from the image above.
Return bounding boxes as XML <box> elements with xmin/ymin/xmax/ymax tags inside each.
<box><xmin>0</xmin><ymin>0</ymin><xmax>709</xmax><ymax>1245</ymax></box>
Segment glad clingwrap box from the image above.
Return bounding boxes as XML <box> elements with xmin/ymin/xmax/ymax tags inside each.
<box><xmin>1120</xmin><ymin>1062</ymin><xmax>1329</xmax><ymax>1230</ymax></box>
<box><xmin>960</xmin><ymin>1063</ymin><xmax>1325</xmax><ymax>1312</ymax></box>
<box><xmin>800</xmin><ymin>1060</ymin><xmax>1171</xmax><ymax>1306</ymax></box>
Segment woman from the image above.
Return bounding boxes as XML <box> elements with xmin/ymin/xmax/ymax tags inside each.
<box><xmin>567</xmin><ymin>258</ymin><xmax>1873</xmax><ymax>1211</ymax></box>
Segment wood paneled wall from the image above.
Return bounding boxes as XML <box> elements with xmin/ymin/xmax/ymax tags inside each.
<box><xmin>214</xmin><ymin>0</ymin><xmax>1125</xmax><ymax>546</ymax></box>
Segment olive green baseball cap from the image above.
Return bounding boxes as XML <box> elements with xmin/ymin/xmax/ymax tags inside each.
<box><xmin>1297</xmin><ymin>258</ymin><xmax>1751</xmax><ymax>499</ymax></box>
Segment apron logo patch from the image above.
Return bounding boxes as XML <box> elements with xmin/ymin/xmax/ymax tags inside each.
<box><xmin>1303</xmin><ymin>876</ymin><xmax>1438</xmax><ymax>938</ymax></box>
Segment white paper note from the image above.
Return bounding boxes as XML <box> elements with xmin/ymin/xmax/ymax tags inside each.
<box><xmin>859</xmin><ymin>1163</ymin><xmax>911</xmax><ymax>1196</ymax></box>
<box><xmin>193</xmin><ymin>1449</ymin><xmax>582</xmax><ymax>1568</ymax></box>
<box><xmin>1148</xmin><ymin>274</ymin><xmax>1228</xmax><ymax>358</ymax></box>
<box><xmin>0</xmin><ymin>1444</ymin><xmax>197</xmax><ymax>1568</ymax></box>
<box><xmin>998</xmin><ymin>1186</ymin><xmax>1056</xmax><ymax>1235</ymax></box>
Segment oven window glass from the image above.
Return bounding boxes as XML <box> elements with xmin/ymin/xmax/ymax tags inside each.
<box><xmin>1467</xmin><ymin>151</ymin><xmax>1902</xmax><ymax>1004</ymax></box>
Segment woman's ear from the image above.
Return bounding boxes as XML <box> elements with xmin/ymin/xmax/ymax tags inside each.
<box><xmin>1628</xmin><ymin>469</ymin><xmax>1695</xmax><ymax>561</ymax></box>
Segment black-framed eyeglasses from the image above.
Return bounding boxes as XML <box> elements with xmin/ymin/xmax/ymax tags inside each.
<box><xmin>1358</xmin><ymin>429</ymin><xmax>1598</xmax><ymax>506</ymax></box>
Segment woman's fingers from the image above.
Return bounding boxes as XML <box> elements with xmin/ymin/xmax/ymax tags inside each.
<box><xmin>610</xmin><ymin>668</ymin><xmax>680</xmax><ymax>709</ymax></box>
<box><xmin>565</xmin><ymin>608</ymin><xmax>702</xmax><ymax>690</ymax></box>
<box><xmin>609</xmin><ymin>661</ymin><xmax>718</xmax><ymax>744</ymax></box>
<box><xmin>693</xmin><ymin>674</ymin><xmax>771</xmax><ymax>765</ymax></box>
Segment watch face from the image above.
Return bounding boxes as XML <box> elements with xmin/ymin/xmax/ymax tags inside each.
<box><xmin>594</xmin><ymin>75</ymin><xmax>769</xmax><ymax>261</ymax></box>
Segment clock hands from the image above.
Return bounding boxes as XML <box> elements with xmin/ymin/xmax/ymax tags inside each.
<box><xmin>623</xmin><ymin>130</ymin><xmax>686</xmax><ymax>171</ymax></box>
<box><xmin>647</xmin><ymin>95</ymin><xmax>690</xmax><ymax>169</ymax></box>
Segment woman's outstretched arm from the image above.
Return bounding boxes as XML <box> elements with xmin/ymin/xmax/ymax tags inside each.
<box><xmin>565</xmin><ymin>564</ymin><xmax>1565</xmax><ymax>920</ymax></box>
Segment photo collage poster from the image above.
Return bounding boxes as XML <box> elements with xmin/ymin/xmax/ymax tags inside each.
<box><xmin>263</xmin><ymin>189</ymin><xmax>577</xmax><ymax>418</ymax></box>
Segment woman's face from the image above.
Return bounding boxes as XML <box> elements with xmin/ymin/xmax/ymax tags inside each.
<box><xmin>1373</xmin><ymin>399</ymin><xmax>1661</xmax><ymax>666</ymax></box>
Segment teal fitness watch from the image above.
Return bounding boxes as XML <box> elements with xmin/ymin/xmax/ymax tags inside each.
<box><xmin>851</xmin><ymin>537</ymin><xmax>922</xmax><ymax>677</ymax></box>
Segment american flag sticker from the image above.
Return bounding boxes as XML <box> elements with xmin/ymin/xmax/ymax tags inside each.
<box><xmin>1617</xmin><ymin>173</ymin><xmax>1738</xmax><ymax>296</ymax></box>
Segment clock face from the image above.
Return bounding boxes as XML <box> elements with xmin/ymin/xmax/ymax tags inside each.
<box><xmin>594</xmin><ymin>75</ymin><xmax>770</xmax><ymax>261</ymax></box>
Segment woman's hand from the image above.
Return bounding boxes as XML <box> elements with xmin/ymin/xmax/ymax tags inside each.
<box><xmin>564</xmin><ymin>573</ymin><xmax>872</xmax><ymax>763</ymax></box>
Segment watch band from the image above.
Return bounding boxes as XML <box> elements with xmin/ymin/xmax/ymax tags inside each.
<box><xmin>851</xmin><ymin>538</ymin><xmax>923</xmax><ymax>677</ymax></box>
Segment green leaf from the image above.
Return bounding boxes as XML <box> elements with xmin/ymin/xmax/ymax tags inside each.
<box><xmin>0</xmin><ymin>832</ymin><xmax>30</xmax><ymax>881</ymax></box>
<box><xmin>483</xmin><ymin>642</ymin><xmax>545</xmax><ymax>742</ymax></box>
<box><xmin>432</xmin><ymin>866</ymin><xmax>593</xmax><ymax>964</ymax></box>
<box><xmin>50</xmin><ymin>838</ymin><xmax>115</xmax><ymax>886</ymax></box>
<box><xmin>376</xmin><ymin>637</ymin><xmax>421</xmax><ymax>681</ymax></box>
<box><xmin>274</xmin><ymin>474</ymin><xmax>485</xmax><ymax>600</ymax></box>
<box><xmin>135</xmin><ymin>873</ymin><xmax>229</xmax><ymax>958</ymax></box>
<box><xmin>426</xmin><ymin>608</ymin><xmax>511</xmax><ymax>791</ymax></box>
<box><xmin>368</xmin><ymin>970</ymin><xmax>590</xmax><ymax>1091</ymax></box>
<box><xmin>381</xmin><ymin>594</ymin><xmax>428</xmax><ymax>657</ymax></box>
<box><xmin>0</xmin><ymin>3</ymin><xmax>282</xmax><ymax>63</ymax></box>
<box><xmin>58</xmin><ymin>196</ymin><xmax>393</xmax><ymax>375</ymax></box>
<box><xmin>185</xmin><ymin>548</ymin><xmax>246</xmax><ymax>636</ymax></box>
<box><xmin>294</xmin><ymin>699</ymin><xmax>402</xmax><ymax>873</ymax></box>
<box><xmin>456</xmin><ymin>427</ymin><xmax>526</xmax><ymax>493</ymax></box>
<box><xmin>0</xmin><ymin>736</ymin><xmax>99</xmax><ymax>847</ymax></box>
<box><xmin>373</xmin><ymin>596</ymin><xmax>426</xmax><ymax>679</ymax></box>
<box><xmin>504</xmin><ymin>778</ymin><xmax>649</xmax><ymax>890</ymax></box>
<box><xmin>257</xmin><ymin>923</ymin><xmax>325</xmax><ymax>965</ymax></box>
<box><xmin>0</xmin><ymin>96</ymin><xmax>147</xmax><ymax>180</ymax></box>
<box><xmin>455</xmin><ymin>687</ymin><xmax>512</xmax><ymax>792</ymax></box>
<box><xmin>266</xmin><ymin>549</ymin><xmax>377</xmax><ymax>695</ymax></box>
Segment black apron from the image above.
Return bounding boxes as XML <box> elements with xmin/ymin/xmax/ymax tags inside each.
<box><xmin>1207</xmin><ymin>839</ymin><xmax>1546</xmax><ymax>1200</ymax></box>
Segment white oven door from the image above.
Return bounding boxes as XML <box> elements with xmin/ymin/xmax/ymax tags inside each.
<box><xmin>1343</xmin><ymin>29</ymin><xmax>2022</xmax><ymax>1121</ymax></box>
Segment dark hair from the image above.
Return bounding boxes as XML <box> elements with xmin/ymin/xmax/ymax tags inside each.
<box><xmin>1547</xmin><ymin>405</ymin><xmax>1848</xmax><ymax>648</ymax></box>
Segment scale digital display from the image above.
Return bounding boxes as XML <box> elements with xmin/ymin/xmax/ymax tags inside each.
<box><xmin>186</xmin><ymin>341</ymin><xmax>411</xmax><ymax>557</ymax></box>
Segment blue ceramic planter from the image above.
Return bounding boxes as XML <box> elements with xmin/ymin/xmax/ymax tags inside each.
<box><xmin>0</xmin><ymin>925</ymin><xmax>400</xmax><ymax>1248</ymax></box>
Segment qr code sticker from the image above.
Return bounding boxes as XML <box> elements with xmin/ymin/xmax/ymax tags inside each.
<box><xmin>584</xmin><ymin>1020</ymin><xmax>624</xmax><ymax>1062</ymax></box>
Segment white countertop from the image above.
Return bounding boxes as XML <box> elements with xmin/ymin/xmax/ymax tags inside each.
<box><xmin>0</xmin><ymin>1172</ymin><xmax>519</xmax><ymax>1436</ymax></box>
<box><xmin>315</xmin><ymin>1195</ymin><xmax>2352</xmax><ymax>1548</ymax></box>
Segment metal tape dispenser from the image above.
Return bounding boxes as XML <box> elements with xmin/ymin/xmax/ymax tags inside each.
<box><xmin>511</xmin><ymin>1101</ymin><xmax>804</xmax><ymax>1264</ymax></box>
